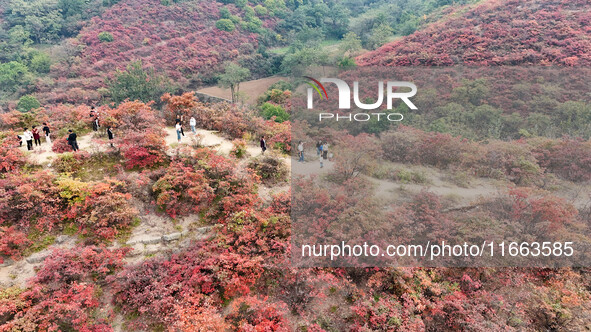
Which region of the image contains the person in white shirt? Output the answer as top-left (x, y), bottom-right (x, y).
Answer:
top-left (175, 123), bottom-right (182, 142)
top-left (189, 117), bottom-right (196, 134)
top-left (22, 128), bottom-right (33, 151)
top-left (298, 141), bottom-right (304, 162)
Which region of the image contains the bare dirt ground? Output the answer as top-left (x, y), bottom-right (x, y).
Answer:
top-left (197, 76), bottom-right (287, 105)
top-left (19, 132), bottom-right (107, 165)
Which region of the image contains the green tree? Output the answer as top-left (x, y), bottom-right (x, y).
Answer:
top-left (261, 102), bottom-right (289, 122)
top-left (215, 19), bottom-right (235, 32)
top-left (107, 60), bottom-right (172, 104)
top-left (98, 31), bottom-right (114, 42)
top-left (280, 46), bottom-right (328, 76)
top-left (368, 23), bottom-right (394, 50)
top-left (29, 52), bottom-right (52, 73)
top-left (17, 95), bottom-right (41, 112)
top-left (336, 56), bottom-right (356, 70)
top-left (0, 61), bottom-right (32, 94)
top-left (254, 5), bottom-right (268, 16)
top-left (218, 62), bottom-right (250, 103)
top-left (7, 0), bottom-right (63, 43)
top-left (0, 25), bottom-right (33, 63)
top-left (339, 32), bottom-right (362, 55)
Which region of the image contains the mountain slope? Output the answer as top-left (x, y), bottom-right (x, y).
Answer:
top-left (357, 0), bottom-right (591, 66)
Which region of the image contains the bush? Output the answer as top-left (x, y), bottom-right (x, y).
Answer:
top-left (58, 177), bottom-right (138, 242)
top-left (29, 53), bottom-right (52, 73)
top-left (53, 152), bottom-right (90, 174)
top-left (261, 102), bottom-right (289, 122)
top-left (17, 95), bottom-right (41, 112)
top-left (532, 137), bottom-right (591, 182)
top-left (216, 19), bottom-right (235, 32)
top-left (0, 226), bottom-right (30, 263)
top-left (52, 137), bottom-right (73, 153)
top-left (98, 31), bottom-right (114, 42)
top-left (247, 155), bottom-right (287, 184)
top-left (111, 243), bottom-right (263, 329)
top-left (0, 247), bottom-right (128, 331)
top-left (153, 162), bottom-right (215, 218)
top-left (0, 171), bottom-right (62, 233)
top-left (254, 4), bottom-right (268, 16)
top-left (0, 133), bottom-right (26, 173)
top-left (230, 139), bottom-right (247, 158)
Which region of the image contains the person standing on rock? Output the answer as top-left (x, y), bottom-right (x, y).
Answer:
top-left (67, 129), bottom-right (79, 152)
top-left (260, 135), bottom-right (267, 155)
top-left (23, 128), bottom-right (33, 151)
top-left (43, 123), bottom-right (51, 144)
top-left (190, 116), bottom-right (196, 134)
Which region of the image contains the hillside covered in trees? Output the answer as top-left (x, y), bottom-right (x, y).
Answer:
top-left (1, 0), bottom-right (591, 331)
top-left (357, 0), bottom-right (591, 66)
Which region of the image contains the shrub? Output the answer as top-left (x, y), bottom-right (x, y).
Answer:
top-left (104, 100), bottom-right (168, 169)
top-left (153, 162), bottom-right (215, 218)
top-left (16, 95), bottom-right (41, 112)
top-left (29, 53), bottom-right (52, 73)
top-left (247, 155), bottom-right (287, 184)
top-left (226, 296), bottom-right (289, 330)
top-left (216, 19), bottom-right (235, 32)
top-left (58, 177), bottom-right (138, 242)
top-left (254, 4), bottom-right (268, 16)
top-left (98, 31), bottom-right (114, 42)
top-left (53, 152), bottom-right (91, 174)
top-left (111, 243), bottom-right (263, 329)
top-left (261, 102), bottom-right (289, 122)
top-left (0, 171), bottom-right (62, 233)
top-left (52, 137), bottom-right (73, 153)
top-left (0, 226), bottom-right (30, 263)
top-left (0, 133), bottom-right (26, 173)
top-left (0, 247), bottom-right (128, 331)
top-left (532, 137), bottom-right (591, 182)
top-left (230, 139), bottom-right (247, 158)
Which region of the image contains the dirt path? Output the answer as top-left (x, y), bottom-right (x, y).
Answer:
top-left (165, 126), bottom-right (267, 158)
top-left (196, 76), bottom-right (287, 105)
top-left (20, 132), bottom-right (106, 165)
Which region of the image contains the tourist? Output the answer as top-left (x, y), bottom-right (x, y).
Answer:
top-left (298, 141), bottom-right (304, 162)
top-left (260, 135), bottom-right (267, 155)
top-left (67, 130), bottom-right (79, 152)
top-left (23, 128), bottom-right (33, 151)
top-left (107, 127), bottom-right (114, 147)
top-left (43, 123), bottom-right (51, 144)
top-left (32, 127), bottom-right (41, 147)
top-left (175, 122), bottom-right (182, 143)
top-left (190, 116), bottom-right (196, 134)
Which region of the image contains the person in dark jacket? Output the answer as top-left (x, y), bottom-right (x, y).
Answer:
top-left (43, 123), bottom-right (51, 144)
top-left (67, 130), bottom-right (79, 152)
top-left (107, 127), bottom-right (114, 147)
top-left (260, 136), bottom-right (267, 155)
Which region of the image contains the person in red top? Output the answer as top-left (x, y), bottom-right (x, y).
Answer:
top-left (32, 127), bottom-right (41, 147)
